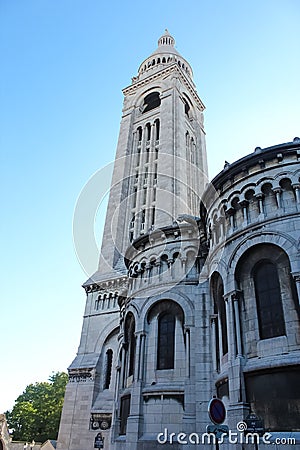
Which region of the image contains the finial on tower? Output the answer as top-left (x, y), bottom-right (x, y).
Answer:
top-left (158, 29), bottom-right (175, 47)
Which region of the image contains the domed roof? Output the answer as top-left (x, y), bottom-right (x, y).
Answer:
top-left (137, 30), bottom-right (193, 79)
top-left (150, 29), bottom-right (180, 56)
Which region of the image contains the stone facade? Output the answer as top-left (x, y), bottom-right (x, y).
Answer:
top-left (57, 31), bottom-right (300, 450)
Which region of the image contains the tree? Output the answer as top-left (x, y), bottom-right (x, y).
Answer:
top-left (6, 371), bottom-right (68, 443)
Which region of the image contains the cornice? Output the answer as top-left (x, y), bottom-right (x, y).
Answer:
top-left (122, 64), bottom-right (205, 112)
top-left (83, 276), bottom-right (128, 294)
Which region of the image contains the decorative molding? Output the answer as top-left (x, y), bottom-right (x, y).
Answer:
top-left (84, 277), bottom-right (128, 295)
top-left (90, 413), bottom-right (112, 430)
top-left (68, 368), bottom-right (96, 383)
top-left (123, 64), bottom-right (205, 112)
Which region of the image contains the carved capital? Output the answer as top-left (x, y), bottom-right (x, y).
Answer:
top-left (292, 271), bottom-right (300, 283)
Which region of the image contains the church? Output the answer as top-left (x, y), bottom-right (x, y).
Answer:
top-left (56, 31), bottom-right (300, 450)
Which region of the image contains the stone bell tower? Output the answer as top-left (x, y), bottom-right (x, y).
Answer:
top-left (57, 30), bottom-right (208, 450)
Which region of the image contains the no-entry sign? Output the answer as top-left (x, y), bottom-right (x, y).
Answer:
top-left (208, 398), bottom-right (226, 425)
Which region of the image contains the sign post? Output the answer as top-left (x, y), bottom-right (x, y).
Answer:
top-left (207, 398), bottom-right (228, 449)
top-left (245, 413), bottom-right (264, 435)
top-left (94, 432), bottom-right (104, 449)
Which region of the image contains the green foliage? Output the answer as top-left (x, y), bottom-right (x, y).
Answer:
top-left (6, 372), bottom-right (68, 443)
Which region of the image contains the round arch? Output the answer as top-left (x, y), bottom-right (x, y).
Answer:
top-left (228, 231), bottom-right (299, 275)
top-left (140, 290), bottom-right (195, 328)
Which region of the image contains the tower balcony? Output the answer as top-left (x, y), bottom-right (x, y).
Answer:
top-left (124, 219), bottom-right (208, 298)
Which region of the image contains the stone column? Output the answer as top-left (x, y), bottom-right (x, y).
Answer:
top-left (134, 333), bottom-right (141, 381)
top-left (119, 345), bottom-right (126, 389)
top-left (181, 257), bottom-right (187, 277)
top-left (218, 216), bottom-right (225, 239)
top-left (232, 291), bottom-right (243, 357)
top-left (217, 313), bottom-right (224, 359)
top-left (273, 187), bottom-right (282, 209)
top-left (224, 294), bottom-right (235, 360)
top-left (211, 225), bottom-right (216, 245)
top-left (144, 123), bottom-right (157, 230)
top-left (226, 207), bottom-right (235, 232)
top-left (185, 327), bottom-right (190, 377)
top-left (292, 183), bottom-right (300, 205)
top-left (255, 193), bottom-right (264, 217)
top-left (292, 272), bottom-right (300, 306)
top-left (239, 200), bottom-right (248, 226)
top-left (138, 333), bottom-right (146, 381)
top-left (210, 315), bottom-right (218, 372)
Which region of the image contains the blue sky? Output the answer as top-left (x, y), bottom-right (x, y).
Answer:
top-left (1, 0), bottom-right (299, 413)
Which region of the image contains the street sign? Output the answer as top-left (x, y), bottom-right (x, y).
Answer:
top-left (245, 413), bottom-right (264, 435)
top-left (94, 433), bottom-right (104, 449)
top-left (208, 398), bottom-right (226, 425)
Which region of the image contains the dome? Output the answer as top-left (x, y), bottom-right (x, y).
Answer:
top-left (137, 30), bottom-right (193, 79)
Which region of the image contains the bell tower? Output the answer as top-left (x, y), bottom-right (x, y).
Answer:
top-left (57, 31), bottom-right (208, 450)
top-left (97, 29), bottom-right (207, 278)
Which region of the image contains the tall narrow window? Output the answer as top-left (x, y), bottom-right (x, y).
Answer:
top-left (143, 187), bottom-right (147, 205)
top-left (104, 349), bottom-right (113, 389)
top-left (119, 395), bottom-right (131, 435)
top-left (212, 273), bottom-right (228, 356)
top-left (136, 149), bottom-right (141, 167)
top-left (146, 123), bottom-right (151, 141)
top-left (151, 207), bottom-right (155, 225)
top-left (141, 209), bottom-right (146, 231)
top-left (130, 213), bottom-right (135, 229)
top-left (154, 163), bottom-right (158, 184)
top-left (137, 127), bottom-right (142, 142)
top-left (145, 148), bottom-right (150, 163)
top-left (184, 98), bottom-right (190, 117)
top-left (254, 261), bottom-right (285, 339)
top-left (125, 314), bottom-right (136, 379)
top-left (157, 313), bottom-right (175, 369)
top-left (155, 119), bottom-right (160, 140)
top-left (144, 167), bottom-right (148, 184)
top-left (153, 187), bottom-right (156, 202)
top-left (128, 328), bottom-right (136, 377)
top-left (132, 187), bottom-right (137, 208)
top-left (219, 293), bottom-right (228, 355)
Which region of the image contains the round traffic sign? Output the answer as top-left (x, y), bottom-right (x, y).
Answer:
top-left (208, 398), bottom-right (226, 425)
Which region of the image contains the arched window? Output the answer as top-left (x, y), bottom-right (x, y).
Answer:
top-left (143, 92), bottom-right (161, 113)
top-left (184, 98), bottom-right (190, 117)
top-left (128, 328), bottom-right (136, 377)
top-left (254, 261), bottom-right (285, 339)
top-left (145, 122), bottom-right (151, 141)
top-left (124, 314), bottom-right (136, 379)
top-left (157, 313), bottom-right (175, 369)
top-left (103, 349), bottom-right (113, 389)
top-left (211, 273), bottom-right (228, 356)
top-left (137, 126), bottom-right (142, 142)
